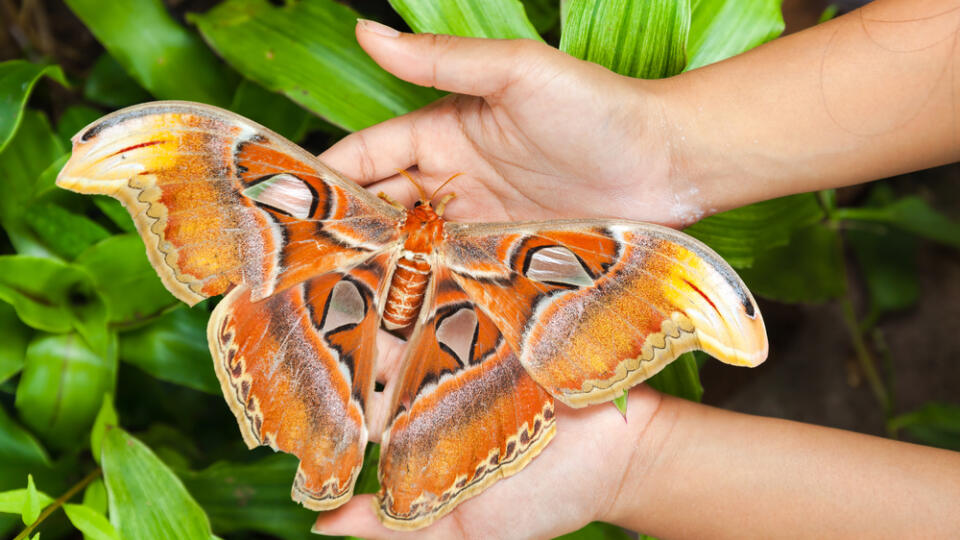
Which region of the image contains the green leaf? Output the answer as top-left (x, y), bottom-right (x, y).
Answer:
top-left (522, 0), bottom-right (561, 34)
top-left (22, 474), bottom-right (41, 525)
top-left (560, 0), bottom-right (690, 78)
top-left (119, 307), bottom-right (219, 394)
top-left (835, 196), bottom-right (960, 250)
top-left (0, 256), bottom-right (108, 350)
top-left (0, 61), bottom-right (68, 153)
top-left (354, 443), bottom-right (381, 495)
top-left (92, 197), bottom-right (136, 233)
top-left (390, 0), bottom-right (542, 39)
top-left (848, 226), bottom-right (918, 325)
top-left (64, 503), bottom-right (121, 540)
top-left (75, 234), bottom-right (177, 326)
top-left (229, 79), bottom-right (314, 143)
top-left (102, 427), bottom-right (214, 539)
top-left (82, 53), bottom-right (152, 108)
top-left (22, 203), bottom-right (111, 261)
top-left (0, 486), bottom-right (53, 515)
top-left (56, 106), bottom-right (103, 148)
top-left (191, 0), bottom-right (442, 132)
top-left (32, 153), bottom-right (70, 200)
top-left (647, 352), bottom-right (703, 402)
top-left (556, 521), bottom-right (631, 540)
top-left (175, 454), bottom-right (316, 540)
top-left (686, 0), bottom-right (784, 71)
top-left (66, 0), bottom-right (236, 106)
top-left (90, 394), bottom-right (119, 465)
top-left (739, 224), bottom-right (846, 303)
top-left (82, 478), bottom-right (108, 515)
top-left (612, 391), bottom-right (628, 416)
top-left (819, 4), bottom-right (839, 23)
top-left (0, 404), bottom-right (51, 468)
top-left (889, 402), bottom-right (960, 451)
top-left (15, 333), bottom-right (117, 449)
top-left (0, 109), bottom-right (65, 226)
top-left (684, 193), bottom-right (825, 268)
top-left (0, 303), bottom-right (31, 383)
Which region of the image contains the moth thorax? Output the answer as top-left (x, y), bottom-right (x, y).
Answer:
top-left (383, 253), bottom-right (431, 330)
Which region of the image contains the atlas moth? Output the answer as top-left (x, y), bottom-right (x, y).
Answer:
top-left (56, 101), bottom-right (767, 530)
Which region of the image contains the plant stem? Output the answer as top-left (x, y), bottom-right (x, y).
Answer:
top-left (14, 468), bottom-right (102, 540)
top-left (840, 297), bottom-right (891, 416)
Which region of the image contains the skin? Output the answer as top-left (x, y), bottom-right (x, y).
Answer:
top-left (314, 1), bottom-right (960, 538)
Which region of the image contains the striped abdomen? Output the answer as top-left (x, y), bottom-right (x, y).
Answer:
top-left (383, 254), bottom-right (431, 329)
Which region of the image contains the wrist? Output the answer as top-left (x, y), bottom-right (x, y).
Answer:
top-left (593, 386), bottom-right (675, 528)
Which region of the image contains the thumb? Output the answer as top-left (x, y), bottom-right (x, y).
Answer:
top-left (355, 19), bottom-right (555, 98)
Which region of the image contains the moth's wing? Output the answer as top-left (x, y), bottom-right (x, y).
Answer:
top-left (441, 220), bottom-right (767, 407)
top-left (209, 251), bottom-right (393, 510)
top-left (377, 266), bottom-right (555, 530)
top-left (56, 101), bottom-right (403, 305)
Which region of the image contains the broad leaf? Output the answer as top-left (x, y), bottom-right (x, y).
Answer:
top-left (82, 53), bottom-right (152, 109)
top-left (229, 80), bottom-right (315, 143)
top-left (740, 224), bottom-right (846, 303)
top-left (22, 203), bottom-right (110, 260)
top-left (835, 196), bottom-right (960, 250)
top-left (0, 256), bottom-right (108, 351)
top-left (354, 443), bottom-right (381, 495)
top-left (686, 0), bottom-right (784, 71)
top-left (0, 109), bottom-right (64, 227)
top-left (176, 454), bottom-right (316, 540)
top-left (64, 503), bottom-right (121, 540)
top-left (15, 333), bottom-right (117, 449)
top-left (90, 394), bottom-right (119, 465)
top-left (647, 352), bottom-right (704, 402)
top-left (102, 427), bottom-right (215, 539)
top-left (685, 193), bottom-right (825, 268)
top-left (0, 486), bottom-right (53, 515)
top-left (0, 61), bottom-right (68, 153)
top-left (556, 521), bottom-right (632, 540)
top-left (390, 0), bottom-right (542, 39)
top-left (191, 0), bottom-right (442, 131)
top-left (0, 303), bottom-right (30, 382)
top-left (0, 405), bottom-right (50, 467)
top-left (560, 0), bottom-right (690, 79)
top-left (523, 0), bottom-right (561, 34)
top-left (56, 106), bottom-right (103, 148)
top-left (119, 307), bottom-right (219, 394)
top-left (22, 474), bottom-right (41, 525)
top-left (66, 0), bottom-right (236, 106)
top-left (92, 197), bottom-right (136, 233)
top-left (848, 226), bottom-right (919, 325)
top-left (889, 402), bottom-right (960, 451)
top-left (75, 234), bottom-right (177, 327)
top-left (82, 478), bottom-right (108, 515)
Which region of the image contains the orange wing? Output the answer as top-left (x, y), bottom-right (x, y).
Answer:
top-left (377, 266), bottom-right (555, 530)
top-left (55, 102), bottom-right (404, 511)
top-left (209, 253), bottom-right (391, 510)
top-left (56, 101), bottom-right (403, 305)
top-left (441, 220), bottom-right (767, 407)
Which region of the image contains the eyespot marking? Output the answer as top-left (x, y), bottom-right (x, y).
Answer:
top-left (242, 173), bottom-right (317, 220)
top-left (523, 245), bottom-right (594, 288)
top-left (435, 307), bottom-right (478, 366)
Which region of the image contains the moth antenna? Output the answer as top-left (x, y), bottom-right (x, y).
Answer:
top-left (430, 173), bottom-right (464, 201)
top-left (397, 169), bottom-right (428, 202)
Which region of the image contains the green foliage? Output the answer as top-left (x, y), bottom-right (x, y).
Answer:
top-left (101, 428), bottom-right (215, 539)
top-left (190, 0), bottom-right (442, 131)
top-left (390, 0), bottom-right (542, 39)
top-left (0, 1), bottom-right (956, 539)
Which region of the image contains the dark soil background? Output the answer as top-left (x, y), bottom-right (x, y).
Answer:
top-left (3, 0), bottom-right (957, 441)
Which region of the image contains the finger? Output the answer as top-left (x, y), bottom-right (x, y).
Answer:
top-left (355, 19), bottom-right (556, 98)
top-left (318, 109), bottom-right (424, 185)
top-left (313, 495), bottom-right (458, 539)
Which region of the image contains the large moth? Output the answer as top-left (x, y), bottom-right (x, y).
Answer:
top-left (56, 101), bottom-right (767, 530)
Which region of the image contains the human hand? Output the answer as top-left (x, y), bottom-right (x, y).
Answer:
top-left (319, 20), bottom-right (705, 228)
top-left (313, 378), bottom-right (664, 540)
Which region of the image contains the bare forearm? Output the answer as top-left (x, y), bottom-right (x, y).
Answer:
top-left (608, 394), bottom-right (960, 538)
top-left (654, 0), bottom-right (960, 213)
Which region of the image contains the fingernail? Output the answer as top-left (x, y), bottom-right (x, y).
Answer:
top-left (357, 18), bottom-right (400, 38)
